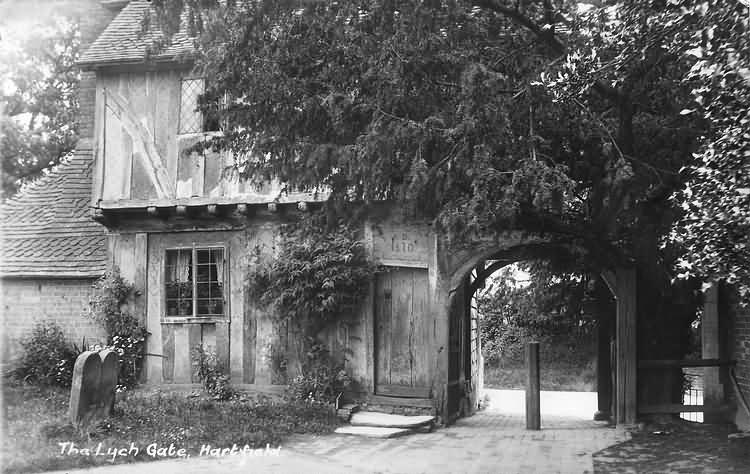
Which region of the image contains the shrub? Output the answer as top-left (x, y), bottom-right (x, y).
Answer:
top-left (246, 219), bottom-right (379, 341)
top-left (192, 345), bottom-right (233, 400)
top-left (88, 269), bottom-right (146, 389)
top-left (15, 321), bottom-right (83, 387)
top-left (286, 341), bottom-right (351, 404)
top-left (246, 218), bottom-right (368, 403)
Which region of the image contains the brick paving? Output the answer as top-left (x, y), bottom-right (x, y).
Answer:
top-left (47, 390), bottom-right (628, 474)
top-left (592, 421), bottom-right (748, 473)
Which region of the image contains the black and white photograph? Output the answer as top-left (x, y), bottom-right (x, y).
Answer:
top-left (1, 0), bottom-right (749, 472)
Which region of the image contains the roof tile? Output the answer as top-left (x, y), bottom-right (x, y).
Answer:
top-left (78, 1), bottom-right (196, 66)
top-left (0, 150), bottom-right (107, 277)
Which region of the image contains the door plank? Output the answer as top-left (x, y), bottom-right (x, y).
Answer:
top-left (412, 269), bottom-right (430, 387)
top-left (390, 269), bottom-right (413, 386)
top-left (375, 273), bottom-right (392, 386)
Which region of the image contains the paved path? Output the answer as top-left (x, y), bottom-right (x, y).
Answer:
top-left (48, 390), bottom-right (627, 474)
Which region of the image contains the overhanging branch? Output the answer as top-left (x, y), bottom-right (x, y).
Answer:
top-left (473, 0), bottom-right (626, 103)
top-left (473, 0), bottom-right (565, 54)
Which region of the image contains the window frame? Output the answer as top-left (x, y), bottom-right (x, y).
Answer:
top-left (162, 243), bottom-right (229, 324)
top-left (178, 76), bottom-right (227, 136)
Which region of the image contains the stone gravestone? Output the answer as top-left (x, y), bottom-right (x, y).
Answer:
top-left (97, 349), bottom-right (119, 417)
top-left (69, 350), bottom-right (119, 425)
top-left (69, 351), bottom-right (101, 426)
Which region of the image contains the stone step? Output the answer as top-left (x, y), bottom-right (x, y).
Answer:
top-left (368, 395), bottom-right (434, 408)
top-left (350, 411), bottom-right (435, 429)
top-left (334, 426), bottom-right (414, 438)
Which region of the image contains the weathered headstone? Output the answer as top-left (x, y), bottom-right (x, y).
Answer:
top-left (69, 351), bottom-right (101, 425)
top-left (98, 349), bottom-right (119, 417)
top-left (69, 349), bottom-right (120, 426)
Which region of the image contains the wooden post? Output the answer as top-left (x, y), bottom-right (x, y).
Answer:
top-left (616, 267), bottom-right (637, 426)
top-left (526, 341), bottom-right (541, 430)
top-left (595, 311), bottom-right (613, 421)
top-left (134, 233), bottom-right (148, 383)
top-left (702, 282), bottom-right (724, 423)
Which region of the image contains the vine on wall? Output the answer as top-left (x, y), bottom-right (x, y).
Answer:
top-left (88, 269), bottom-right (147, 389)
top-left (246, 217), bottom-right (379, 401)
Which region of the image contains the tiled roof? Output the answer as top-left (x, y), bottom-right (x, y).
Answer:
top-left (78, 0), bottom-right (196, 66)
top-left (0, 149), bottom-right (107, 278)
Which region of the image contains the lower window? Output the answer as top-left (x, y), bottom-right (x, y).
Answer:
top-left (165, 247), bottom-right (225, 318)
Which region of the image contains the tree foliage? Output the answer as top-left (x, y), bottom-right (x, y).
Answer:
top-left (478, 263), bottom-right (594, 366)
top-left (149, 1), bottom-right (695, 262)
top-left (667, 1), bottom-right (750, 298)
top-left (149, 1), bottom-right (748, 297)
top-left (0, 18), bottom-right (80, 199)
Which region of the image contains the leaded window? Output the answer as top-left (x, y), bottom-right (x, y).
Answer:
top-left (179, 78), bottom-right (205, 134)
top-left (179, 78), bottom-right (224, 134)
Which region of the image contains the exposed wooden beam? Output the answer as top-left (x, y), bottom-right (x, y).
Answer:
top-left (639, 403), bottom-right (731, 414)
top-left (615, 267), bottom-right (637, 426)
top-left (600, 270), bottom-right (617, 295)
top-left (639, 359), bottom-right (736, 369)
top-left (468, 259), bottom-right (511, 295)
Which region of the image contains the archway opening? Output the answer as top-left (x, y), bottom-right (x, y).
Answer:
top-left (473, 261), bottom-right (605, 427)
top-left (441, 240), bottom-right (619, 427)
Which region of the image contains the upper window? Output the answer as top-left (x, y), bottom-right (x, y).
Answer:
top-left (179, 78), bottom-right (222, 134)
top-left (165, 247), bottom-right (225, 318)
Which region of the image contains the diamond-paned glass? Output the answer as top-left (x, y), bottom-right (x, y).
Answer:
top-left (179, 78), bottom-right (204, 134)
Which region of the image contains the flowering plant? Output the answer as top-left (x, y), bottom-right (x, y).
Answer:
top-left (89, 269), bottom-right (147, 389)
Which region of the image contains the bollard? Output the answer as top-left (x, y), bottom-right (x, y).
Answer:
top-left (526, 341), bottom-right (541, 430)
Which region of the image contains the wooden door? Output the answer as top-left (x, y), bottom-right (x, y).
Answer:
top-left (375, 267), bottom-right (430, 398)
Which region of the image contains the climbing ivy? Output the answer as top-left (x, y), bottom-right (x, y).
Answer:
top-left (246, 218), bottom-right (380, 338)
top-left (88, 269), bottom-right (147, 389)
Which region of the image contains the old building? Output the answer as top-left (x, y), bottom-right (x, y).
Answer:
top-left (2, 0), bottom-right (748, 429)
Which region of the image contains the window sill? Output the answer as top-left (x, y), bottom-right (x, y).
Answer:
top-left (161, 317), bottom-right (229, 325)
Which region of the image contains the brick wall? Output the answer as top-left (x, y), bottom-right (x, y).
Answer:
top-left (728, 292), bottom-right (750, 430)
top-left (0, 278), bottom-right (107, 366)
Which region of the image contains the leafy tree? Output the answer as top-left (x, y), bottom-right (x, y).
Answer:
top-left (1, 18), bottom-right (80, 199)
top-left (147, 1), bottom-right (732, 402)
top-left (478, 262), bottom-right (594, 367)
top-left (666, 1), bottom-right (750, 299)
top-left (149, 1), bottom-right (706, 264)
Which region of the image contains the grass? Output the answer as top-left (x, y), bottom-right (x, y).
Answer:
top-left (484, 362), bottom-right (596, 392)
top-left (1, 381), bottom-right (341, 473)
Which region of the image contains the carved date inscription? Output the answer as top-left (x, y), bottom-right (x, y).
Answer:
top-left (372, 226), bottom-right (430, 268)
